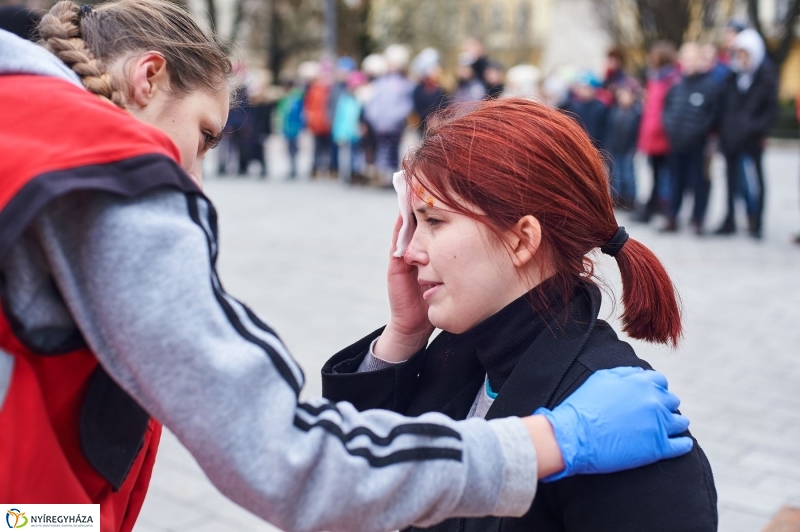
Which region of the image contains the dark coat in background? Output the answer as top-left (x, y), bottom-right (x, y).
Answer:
top-left (662, 72), bottom-right (721, 153)
top-left (562, 98), bottom-right (609, 150)
top-left (322, 283), bottom-right (718, 532)
top-left (719, 60), bottom-right (779, 154)
top-left (605, 103), bottom-right (642, 154)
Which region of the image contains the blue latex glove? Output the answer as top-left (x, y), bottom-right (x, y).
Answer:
top-left (535, 366), bottom-right (692, 482)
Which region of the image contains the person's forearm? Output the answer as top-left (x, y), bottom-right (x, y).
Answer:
top-left (523, 415), bottom-right (565, 479)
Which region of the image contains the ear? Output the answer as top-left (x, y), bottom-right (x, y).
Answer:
top-left (507, 215), bottom-right (542, 268)
top-left (129, 52), bottom-right (168, 108)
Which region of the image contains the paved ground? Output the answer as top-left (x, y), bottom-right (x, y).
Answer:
top-left (134, 135), bottom-right (800, 532)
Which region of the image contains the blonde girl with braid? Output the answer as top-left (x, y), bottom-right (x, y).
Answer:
top-left (0, 2), bottom-right (694, 531)
top-left (37, 0), bottom-right (232, 182)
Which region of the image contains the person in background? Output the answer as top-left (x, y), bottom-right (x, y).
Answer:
top-left (217, 83), bottom-right (248, 176)
top-left (601, 47), bottom-right (636, 106)
top-left (605, 82), bottom-right (642, 211)
top-left (561, 71), bottom-right (608, 151)
top-left (503, 64), bottom-right (541, 99)
top-left (305, 59), bottom-right (335, 178)
top-left (635, 41), bottom-right (680, 223)
top-left (484, 60), bottom-right (505, 99)
top-left (454, 52), bottom-right (487, 106)
top-left (333, 70), bottom-right (367, 184)
top-left (703, 43), bottom-right (730, 85)
top-left (356, 53), bottom-right (388, 184)
top-left (462, 36), bottom-right (490, 91)
top-left (363, 44), bottom-right (414, 186)
top-left (412, 48), bottom-right (449, 133)
top-left (275, 79), bottom-right (305, 179)
top-left (708, 19), bottom-right (756, 227)
top-left (661, 42), bottom-right (721, 235)
top-left (326, 57), bottom-right (357, 177)
top-left (715, 29), bottom-right (778, 239)
top-left (239, 79), bottom-right (274, 179)
top-left (0, 4), bottom-right (40, 39)
top-left (719, 20), bottom-right (748, 65)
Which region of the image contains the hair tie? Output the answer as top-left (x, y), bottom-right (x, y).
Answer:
top-left (79, 4), bottom-right (93, 17)
top-left (601, 226), bottom-right (629, 257)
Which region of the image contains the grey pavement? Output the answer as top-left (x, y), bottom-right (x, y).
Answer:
top-left (134, 135), bottom-right (800, 532)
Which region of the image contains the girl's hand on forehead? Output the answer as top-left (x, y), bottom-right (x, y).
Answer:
top-left (373, 215), bottom-right (435, 363)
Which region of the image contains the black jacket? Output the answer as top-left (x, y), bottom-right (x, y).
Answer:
top-left (719, 60), bottom-right (779, 154)
top-left (662, 72), bottom-right (721, 153)
top-left (605, 103), bottom-right (642, 154)
top-left (323, 283), bottom-right (718, 532)
top-left (561, 98), bottom-right (609, 150)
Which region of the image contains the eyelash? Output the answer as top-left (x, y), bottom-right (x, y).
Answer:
top-left (202, 131), bottom-right (220, 151)
top-left (412, 214), bottom-right (443, 227)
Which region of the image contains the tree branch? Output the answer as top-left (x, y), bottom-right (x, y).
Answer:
top-left (773, 0), bottom-right (800, 67)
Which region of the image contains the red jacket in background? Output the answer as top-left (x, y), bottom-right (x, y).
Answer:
top-left (304, 81), bottom-right (332, 135)
top-left (637, 67), bottom-right (680, 156)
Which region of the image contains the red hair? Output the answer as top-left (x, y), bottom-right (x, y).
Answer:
top-left (403, 98), bottom-right (682, 346)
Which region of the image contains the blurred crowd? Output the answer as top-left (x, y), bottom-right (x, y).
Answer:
top-left (219, 37), bottom-right (542, 187)
top-left (209, 25), bottom-right (787, 241)
top-left (557, 22), bottom-right (779, 240)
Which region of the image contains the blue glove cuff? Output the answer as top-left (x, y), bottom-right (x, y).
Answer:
top-left (534, 406), bottom-right (576, 482)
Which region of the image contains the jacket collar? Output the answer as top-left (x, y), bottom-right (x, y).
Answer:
top-left (484, 282), bottom-right (602, 420)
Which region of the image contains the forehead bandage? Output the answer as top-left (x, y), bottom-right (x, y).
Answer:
top-left (393, 171), bottom-right (413, 258)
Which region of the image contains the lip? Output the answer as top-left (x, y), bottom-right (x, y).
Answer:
top-left (418, 279), bottom-right (443, 301)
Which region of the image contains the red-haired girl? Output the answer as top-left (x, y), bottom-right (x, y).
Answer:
top-left (323, 98), bottom-right (717, 531)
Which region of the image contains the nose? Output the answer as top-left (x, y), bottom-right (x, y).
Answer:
top-left (403, 229), bottom-right (428, 266)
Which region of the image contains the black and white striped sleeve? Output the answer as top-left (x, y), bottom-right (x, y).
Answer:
top-left (31, 188), bottom-right (538, 532)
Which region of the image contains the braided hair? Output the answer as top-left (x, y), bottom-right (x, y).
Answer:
top-left (38, 2), bottom-right (125, 107)
top-left (37, 0), bottom-right (232, 109)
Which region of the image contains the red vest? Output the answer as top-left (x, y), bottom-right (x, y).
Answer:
top-left (0, 76), bottom-right (198, 532)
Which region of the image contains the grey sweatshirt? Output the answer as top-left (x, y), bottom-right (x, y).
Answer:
top-left (0, 30), bottom-right (537, 532)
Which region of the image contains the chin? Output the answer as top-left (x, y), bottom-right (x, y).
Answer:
top-left (428, 307), bottom-right (471, 335)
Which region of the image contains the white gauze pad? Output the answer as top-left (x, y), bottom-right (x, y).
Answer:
top-left (393, 170), bottom-right (413, 258)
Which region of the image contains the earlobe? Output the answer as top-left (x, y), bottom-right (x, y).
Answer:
top-left (129, 52), bottom-right (168, 108)
top-left (510, 215), bottom-right (542, 268)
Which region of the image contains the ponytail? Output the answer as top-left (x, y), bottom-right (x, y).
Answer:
top-left (38, 1), bottom-right (125, 108)
top-left (613, 238), bottom-right (682, 347)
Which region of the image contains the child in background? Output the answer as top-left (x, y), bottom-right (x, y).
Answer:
top-left (333, 71), bottom-right (368, 184)
top-left (561, 71), bottom-right (609, 151)
top-left (275, 80), bottom-right (305, 179)
top-left (605, 83), bottom-right (642, 211)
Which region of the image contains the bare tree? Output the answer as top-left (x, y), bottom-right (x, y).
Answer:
top-left (747, 0), bottom-right (800, 67)
top-left (593, 0), bottom-right (735, 68)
